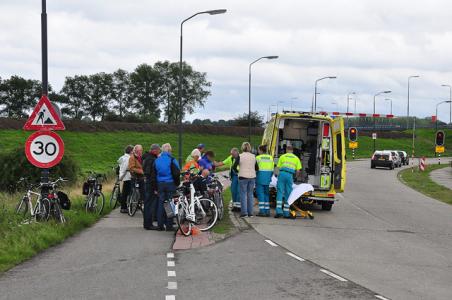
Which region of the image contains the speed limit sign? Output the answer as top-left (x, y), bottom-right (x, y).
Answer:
top-left (25, 131), bottom-right (64, 168)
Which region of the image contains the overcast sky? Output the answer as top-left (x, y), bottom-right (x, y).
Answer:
top-left (1, 0), bottom-right (452, 122)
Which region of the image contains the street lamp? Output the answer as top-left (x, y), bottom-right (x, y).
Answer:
top-left (435, 100), bottom-right (452, 131)
top-left (407, 75), bottom-right (420, 129)
top-left (248, 55), bottom-right (279, 143)
top-left (313, 76), bottom-right (337, 113)
top-left (441, 84), bottom-right (451, 124)
top-left (346, 92), bottom-right (355, 114)
top-left (267, 104), bottom-right (277, 122)
top-left (385, 98), bottom-right (393, 115)
top-left (178, 9), bottom-right (227, 165)
top-left (373, 90), bottom-right (391, 152)
top-left (276, 100), bottom-right (285, 113)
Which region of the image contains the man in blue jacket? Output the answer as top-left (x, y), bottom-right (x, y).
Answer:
top-left (154, 143), bottom-right (180, 231)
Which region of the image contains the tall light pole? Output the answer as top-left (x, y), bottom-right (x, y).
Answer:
top-left (248, 55), bottom-right (279, 143)
top-left (385, 98), bottom-right (393, 115)
top-left (407, 75), bottom-right (420, 129)
top-left (373, 90), bottom-right (391, 152)
top-left (178, 9), bottom-right (226, 165)
top-left (436, 100), bottom-right (452, 132)
top-left (441, 84), bottom-right (451, 124)
top-left (267, 104), bottom-right (277, 122)
top-left (276, 100), bottom-right (284, 113)
top-left (313, 76), bottom-right (336, 113)
top-left (346, 92), bottom-right (355, 114)
top-left (41, 0), bottom-right (49, 183)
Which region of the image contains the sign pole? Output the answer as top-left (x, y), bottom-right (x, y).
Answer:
top-left (41, 0), bottom-right (49, 183)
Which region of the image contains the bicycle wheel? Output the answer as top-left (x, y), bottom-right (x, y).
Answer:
top-left (15, 197), bottom-right (29, 217)
top-left (176, 200), bottom-right (191, 236)
top-left (52, 202), bottom-right (66, 224)
top-left (110, 184), bottom-right (120, 209)
top-left (195, 198), bottom-right (218, 231)
top-left (127, 189), bottom-right (139, 217)
top-left (214, 191), bottom-right (224, 220)
top-left (86, 192), bottom-right (105, 214)
top-left (35, 198), bottom-right (50, 222)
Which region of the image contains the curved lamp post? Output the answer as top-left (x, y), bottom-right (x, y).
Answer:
top-left (313, 76), bottom-right (336, 113)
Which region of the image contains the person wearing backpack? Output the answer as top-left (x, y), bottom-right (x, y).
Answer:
top-left (142, 144), bottom-right (160, 230)
top-left (154, 143), bottom-right (180, 231)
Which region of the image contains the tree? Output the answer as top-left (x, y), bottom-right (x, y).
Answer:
top-left (85, 72), bottom-right (113, 121)
top-left (129, 64), bottom-right (164, 122)
top-left (111, 69), bottom-right (133, 118)
top-left (60, 75), bottom-right (91, 119)
top-left (233, 111), bottom-right (264, 127)
top-left (154, 61), bottom-right (211, 124)
top-left (0, 76), bottom-right (41, 118)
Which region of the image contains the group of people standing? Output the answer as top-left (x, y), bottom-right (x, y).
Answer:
top-left (116, 140), bottom-right (303, 232)
top-left (117, 143), bottom-right (180, 231)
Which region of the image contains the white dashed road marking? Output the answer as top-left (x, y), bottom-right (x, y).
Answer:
top-left (286, 252), bottom-right (305, 262)
top-left (320, 269), bottom-right (348, 282)
top-left (167, 253), bottom-right (174, 259)
top-left (375, 295), bottom-right (390, 300)
top-left (168, 270), bottom-right (176, 277)
top-left (166, 295), bottom-right (176, 300)
top-left (167, 261), bottom-right (175, 267)
top-left (168, 282), bottom-right (178, 290)
top-left (264, 239), bottom-right (278, 247)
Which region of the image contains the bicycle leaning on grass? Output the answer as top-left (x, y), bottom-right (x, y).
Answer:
top-left (174, 175), bottom-right (219, 236)
top-left (15, 177), bottom-right (46, 221)
top-left (109, 166), bottom-right (121, 209)
top-left (84, 172), bottom-right (106, 214)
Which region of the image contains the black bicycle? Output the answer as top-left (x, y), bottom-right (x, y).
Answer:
top-left (109, 166), bottom-right (121, 209)
top-left (207, 175), bottom-right (224, 220)
top-left (126, 179), bottom-right (143, 217)
top-left (84, 172), bottom-right (105, 214)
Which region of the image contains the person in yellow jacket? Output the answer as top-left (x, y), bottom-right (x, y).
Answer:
top-left (256, 145), bottom-right (274, 217)
top-left (275, 145), bottom-right (302, 218)
top-left (218, 148), bottom-right (241, 211)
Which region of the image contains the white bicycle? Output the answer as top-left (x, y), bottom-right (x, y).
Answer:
top-left (175, 179), bottom-right (218, 236)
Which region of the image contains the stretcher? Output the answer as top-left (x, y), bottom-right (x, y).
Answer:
top-left (269, 176), bottom-right (315, 219)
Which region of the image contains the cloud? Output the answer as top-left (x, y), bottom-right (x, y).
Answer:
top-left (1, 0), bottom-right (452, 122)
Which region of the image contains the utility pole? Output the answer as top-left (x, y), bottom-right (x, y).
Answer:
top-left (41, 0), bottom-right (49, 183)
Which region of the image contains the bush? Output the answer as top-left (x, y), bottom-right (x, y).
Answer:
top-left (0, 147), bottom-right (79, 192)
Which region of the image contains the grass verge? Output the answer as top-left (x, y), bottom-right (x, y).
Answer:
top-left (0, 189), bottom-right (113, 273)
top-left (212, 188), bottom-right (233, 235)
top-left (398, 164), bottom-right (452, 205)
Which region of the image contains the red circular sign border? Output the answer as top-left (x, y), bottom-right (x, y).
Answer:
top-left (25, 130), bottom-right (65, 168)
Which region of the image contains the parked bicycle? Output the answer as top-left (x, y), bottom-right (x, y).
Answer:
top-left (175, 176), bottom-right (218, 236)
top-left (83, 172), bottom-right (106, 214)
top-left (109, 166), bottom-right (121, 209)
top-left (126, 178), bottom-right (143, 217)
top-left (15, 178), bottom-right (45, 220)
top-left (207, 175), bottom-right (224, 220)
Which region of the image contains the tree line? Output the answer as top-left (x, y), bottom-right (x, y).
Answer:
top-left (0, 61), bottom-right (212, 124)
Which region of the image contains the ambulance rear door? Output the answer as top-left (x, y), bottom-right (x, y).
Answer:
top-left (332, 117), bottom-right (346, 192)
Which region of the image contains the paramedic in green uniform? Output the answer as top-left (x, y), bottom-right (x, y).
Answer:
top-left (256, 145), bottom-right (274, 217)
top-left (275, 145), bottom-right (302, 218)
top-left (221, 148), bottom-right (241, 211)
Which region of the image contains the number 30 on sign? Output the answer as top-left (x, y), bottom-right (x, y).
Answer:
top-left (25, 131), bottom-right (64, 168)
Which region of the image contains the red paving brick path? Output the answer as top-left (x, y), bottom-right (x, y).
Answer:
top-left (173, 230), bottom-right (214, 250)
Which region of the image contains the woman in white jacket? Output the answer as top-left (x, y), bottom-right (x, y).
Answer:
top-left (117, 145), bottom-right (133, 213)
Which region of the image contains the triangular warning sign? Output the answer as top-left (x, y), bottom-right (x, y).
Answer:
top-left (23, 95), bottom-right (65, 131)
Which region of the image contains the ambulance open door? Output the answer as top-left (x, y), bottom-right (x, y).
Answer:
top-left (332, 117), bottom-right (346, 192)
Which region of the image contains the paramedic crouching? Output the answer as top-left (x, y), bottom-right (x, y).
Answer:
top-left (275, 145), bottom-right (302, 218)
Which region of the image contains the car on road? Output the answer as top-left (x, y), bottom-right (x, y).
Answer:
top-left (398, 151), bottom-right (409, 165)
top-left (371, 151), bottom-right (395, 170)
top-left (384, 150), bottom-right (402, 168)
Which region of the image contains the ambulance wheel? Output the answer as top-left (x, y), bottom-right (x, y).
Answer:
top-left (309, 214), bottom-right (314, 220)
top-left (321, 203), bottom-right (333, 211)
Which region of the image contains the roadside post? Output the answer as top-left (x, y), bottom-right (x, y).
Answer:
top-left (435, 130), bottom-right (445, 165)
top-left (23, 1), bottom-right (65, 183)
top-left (348, 127), bottom-right (358, 159)
top-left (419, 156), bottom-right (426, 171)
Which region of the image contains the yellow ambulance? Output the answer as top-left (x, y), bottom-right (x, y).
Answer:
top-left (261, 112), bottom-right (346, 211)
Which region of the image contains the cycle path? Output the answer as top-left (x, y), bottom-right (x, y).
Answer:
top-left (430, 165), bottom-right (452, 190)
top-left (0, 210), bottom-right (174, 300)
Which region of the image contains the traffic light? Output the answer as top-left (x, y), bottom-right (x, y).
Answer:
top-left (348, 127), bottom-right (358, 142)
top-left (435, 130), bottom-right (445, 146)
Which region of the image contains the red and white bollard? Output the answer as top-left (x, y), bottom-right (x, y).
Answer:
top-left (419, 156), bottom-right (426, 171)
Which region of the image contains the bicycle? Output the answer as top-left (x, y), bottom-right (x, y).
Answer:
top-left (175, 177), bottom-right (218, 236)
top-left (84, 172), bottom-right (105, 214)
top-left (207, 175), bottom-right (224, 220)
top-left (14, 178), bottom-right (47, 221)
top-left (109, 166), bottom-right (121, 209)
top-left (126, 178), bottom-right (143, 217)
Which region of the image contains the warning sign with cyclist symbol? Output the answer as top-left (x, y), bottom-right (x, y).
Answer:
top-left (23, 95), bottom-right (65, 131)
top-left (25, 131), bottom-right (65, 168)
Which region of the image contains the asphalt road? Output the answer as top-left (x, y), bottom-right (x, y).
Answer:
top-left (247, 158), bottom-right (452, 300)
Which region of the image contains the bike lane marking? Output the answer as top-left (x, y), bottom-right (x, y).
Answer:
top-left (375, 295), bottom-right (390, 300)
top-left (320, 269), bottom-right (348, 282)
top-left (286, 252), bottom-right (305, 262)
top-left (264, 239), bottom-right (278, 247)
top-left (167, 252), bottom-right (177, 298)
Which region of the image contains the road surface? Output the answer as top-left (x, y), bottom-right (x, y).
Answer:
top-left (247, 158), bottom-right (452, 300)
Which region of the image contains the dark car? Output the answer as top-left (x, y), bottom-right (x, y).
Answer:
top-left (371, 151), bottom-right (395, 170)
